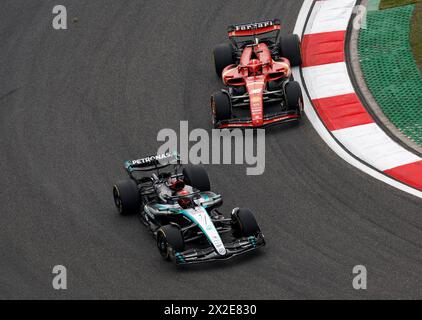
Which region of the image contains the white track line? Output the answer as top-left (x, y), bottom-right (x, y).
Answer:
top-left (293, 0), bottom-right (422, 198)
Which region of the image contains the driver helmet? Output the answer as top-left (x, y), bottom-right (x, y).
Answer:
top-left (177, 189), bottom-right (192, 209)
top-left (169, 179), bottom-right (185, 192)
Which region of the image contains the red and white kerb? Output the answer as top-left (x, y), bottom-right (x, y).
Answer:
top-left (301, 0), bottom-right (422, 191)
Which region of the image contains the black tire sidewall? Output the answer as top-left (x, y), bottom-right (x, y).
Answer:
top-left (157, 229), bottom-right (170, 259)
top-left (285, 81), bottom-right (303, 113)
top-left (157, 225), bottom-right (185, 259)
top-left (232, 208), bottom-right (260, 237)
top-left (183, 165), bottom-right (211, 192)
top-left (211, 91), bottom-right (232, 123)
top-left (213, 43), bottom-right (234, 77)
top-left (113, 180), bottom-right (139, 215)
top-left (279, 34), bottom-right (302, 67)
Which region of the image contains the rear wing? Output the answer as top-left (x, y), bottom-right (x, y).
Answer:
top-left (227, 19), bottom-right (281, 38)
top-left (124, 151), bottom-right (180, 173)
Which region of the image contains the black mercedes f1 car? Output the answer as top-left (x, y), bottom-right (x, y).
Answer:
top-left (112, 152), bottom-right (265, 265)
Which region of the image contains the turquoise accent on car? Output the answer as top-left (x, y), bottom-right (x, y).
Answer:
top-left (201, 193), bottom-right (210, 201)
top-left (248, 236), bottom-right (257, 248)
top-left (175, 252), bottom-right (185, 263)
top-left (199, 193), bottom-right (221, 209)
top-left (172, 150), bottom-right (181, 161)
top-left (124, 160), bottom-right (133, 172)
top-left (154, 204), bottom-right (170, 210)
top-left (200, 193), bottom-right (210, 208)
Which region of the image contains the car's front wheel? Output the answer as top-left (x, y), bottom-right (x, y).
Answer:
top-left (285, 81), bottom-right (303, 116)
top-left (211, 91), bottom-right (232, 127)
top-left (156, 225), bottom-right (185, 260)
top-left (231, 208), bottom-right (261, 238)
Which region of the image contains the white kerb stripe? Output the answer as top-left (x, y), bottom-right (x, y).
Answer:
top-left (294, 0), bottom-right (422, 197)
top-left (305, 0), bottom-right (357, 35)
top-left (302, 62), bottom-right (355, 100)
top-left (332, 123), bottom-right (421, 171)
top-left (304, 0), bottom-right (323, 35)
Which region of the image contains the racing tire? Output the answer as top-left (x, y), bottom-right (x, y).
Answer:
top-left (211, 91), bottom-right (232, 125)
top-left (112, 180), bottom-right (140, 215)
top-left (156, 225), bottom-right (185, 260)
top-left (278, 34), bottom-right (302, 67)
top-left (213, 43), bottom-right (235, 77)
top-left (183, 165), bottom-right (211, 192)
top-left (285, 81), bottom-right (303, 115)
top-left (231, 208), bottom-right (261, 237)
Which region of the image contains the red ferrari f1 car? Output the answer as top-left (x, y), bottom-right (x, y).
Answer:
top-left (211, 19), bottom-right (304, 129)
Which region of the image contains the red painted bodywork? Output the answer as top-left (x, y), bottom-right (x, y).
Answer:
top-left (228, 24), bottom-right (280, 37)
top-left (218, 114), bottom-right (300, 129)
top-left (221, 43), bottom-right (292, 127)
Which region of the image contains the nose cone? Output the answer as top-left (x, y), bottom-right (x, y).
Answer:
top-left (252, 116), bottom-right (263, 127)
top-left (247, 81), bottom-right (265, 127)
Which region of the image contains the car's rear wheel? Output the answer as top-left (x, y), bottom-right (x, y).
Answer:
top-left (213, 43), bottom-right (235, 77)
top-left (211, 91), bottom-right (232, 126)
top-left (156, 225), bottom-right (185, 260)
top-left (231, 208), bottom-right (261, 237)
top-left (112, 180), bottom-right (139, 215)
top-left (278, 34), bottom-right (302, 67)
top-left (183, 165), bottom-right (211, 191)
top-left (285, 81), bottom-right (303, 116)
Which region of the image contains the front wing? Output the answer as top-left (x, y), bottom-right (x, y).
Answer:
top-left (170, 233), bottom-right (265, 265)
top-left (215, 111), bottom-right (300, 129)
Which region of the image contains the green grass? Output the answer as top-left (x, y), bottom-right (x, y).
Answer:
top-left (380, 0), bottom-right (416, 9)
top-left (410, 1), bottom-right (422, 70)
top-left (380, 0), bottom-right (422, 70)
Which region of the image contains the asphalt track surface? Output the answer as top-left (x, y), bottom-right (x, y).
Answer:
top-left (1, 0), bottom-right (422, 299)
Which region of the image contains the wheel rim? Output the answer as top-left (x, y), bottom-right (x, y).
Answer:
top-left (231, 214), bottom-right (242, 237)
top-left (157, 233), bottom-right (169, 258)
top-left (298, 97), bottom-right (304, 114)
top-left (113, 186), bottom-right (122, 213)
